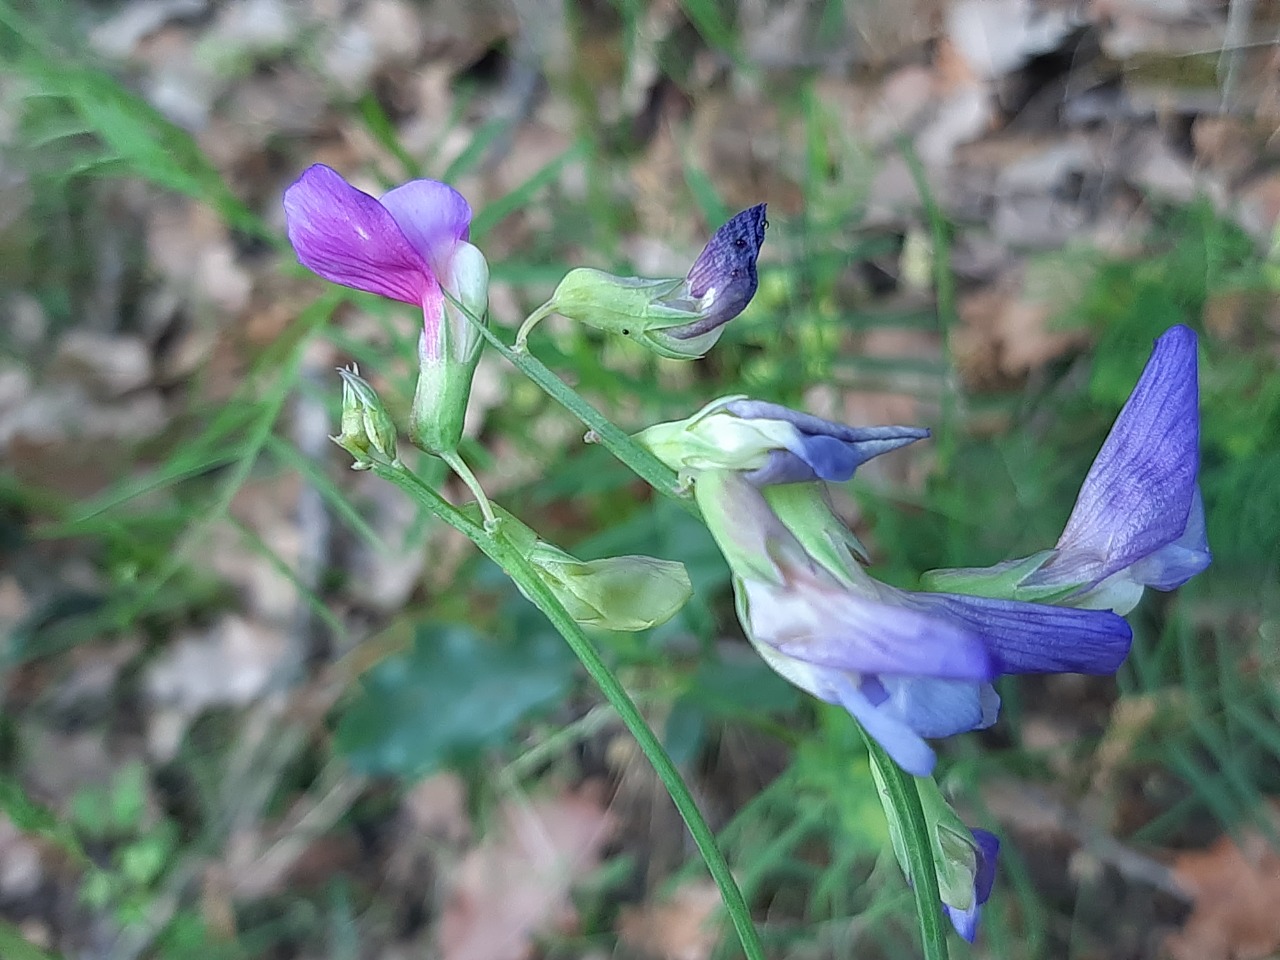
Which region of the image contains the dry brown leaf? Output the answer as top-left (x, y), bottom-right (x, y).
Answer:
top-left (617, 880), bottom-right (723, 960)
top-left (1164, 821), bottom-right (1280, 960)
top-left (436, 784), bottom-right (614, 960)
top-left (954, 269), bottom-right (1090, 388)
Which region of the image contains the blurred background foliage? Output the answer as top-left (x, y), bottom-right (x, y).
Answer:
top-left (1, 0), bottom-right (1279, 957)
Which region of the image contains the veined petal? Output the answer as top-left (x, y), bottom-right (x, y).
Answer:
top-left (749, 578), bottom-right (995, 681)
top-left (378, 179), bottom-right (472, 274)
top-left (284, 164), bottom-right (432, 306)
top-left (918, 592), bottom-right (1132, 675)
top-left (1029, 325), bottom-right (1200, 588)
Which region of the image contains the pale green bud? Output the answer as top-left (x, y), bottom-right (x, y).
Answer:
top-left (332, 366), bottom-right (397, 468)
top-left (478, 505), bottom-right (693, 631)
top-left (528, 542), bottom-right (692, 631)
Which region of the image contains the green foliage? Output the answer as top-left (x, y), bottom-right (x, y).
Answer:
top-left (336, 621), bottom-right (575, 778)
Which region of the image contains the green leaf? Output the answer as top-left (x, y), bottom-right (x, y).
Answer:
top-left (336, 623), bottom-right (574, 778)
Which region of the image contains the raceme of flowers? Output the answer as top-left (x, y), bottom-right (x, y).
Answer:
top-left (284, 167), bottom-right (1208, 943)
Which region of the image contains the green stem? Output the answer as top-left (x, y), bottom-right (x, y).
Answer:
top-left (449, 294), bottom-right (693, 508)
top-left (438, 449), bottom-right (498, 530)
top-left (513, 299), bottom-right (556, 351)
top-left (369, 460), bottom-right (764, 960)
top-left (864, 736), bottom-right (951, 960)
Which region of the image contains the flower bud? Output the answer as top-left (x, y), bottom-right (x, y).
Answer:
top-left (332, 366), bottom-right (397, 468)
top-left (517, 206), bottom-right (767, 360)
top-left (479, 505), bottom-right (693, 631)
top-left (869, 761), bottom-right (999, 943)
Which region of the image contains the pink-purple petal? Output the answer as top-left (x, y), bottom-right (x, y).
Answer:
top-left (284, 164), bottom-right (432, 306)
top-left (379, 179), bottom-right (473, 274)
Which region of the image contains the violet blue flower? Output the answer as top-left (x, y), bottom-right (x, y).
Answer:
top-left (636, 395), bottom-right (929, 487)
top-left (517, 205), bottom-right (767, 359)
top-left (923, 325), bottom-right (1210, 614)
top-left (944, 828), bottom-right (999, 942)
top-left (283, 164), bottom-right (489, 455)
top-left (694, 471), bottom-right (1132, 775)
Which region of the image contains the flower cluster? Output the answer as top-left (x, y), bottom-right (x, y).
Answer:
top-left (284, 165), bottom-right (1207, 945)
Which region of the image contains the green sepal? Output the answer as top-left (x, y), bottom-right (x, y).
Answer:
top-left (541, 268), bottom-right (725, 360)
top-left (408, 348), bottom-right (481, 456)
top-left (920, 551), bottom-right (1079, 604)
top-left (762, 483), bottom-right (870, 586)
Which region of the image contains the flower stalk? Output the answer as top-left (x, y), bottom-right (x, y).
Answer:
top-left (367, 458), bottom-right (766, 960)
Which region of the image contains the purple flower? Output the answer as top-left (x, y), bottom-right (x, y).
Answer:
top-left (695, 472), bottom-right (1133, 775)
top-left (283, 164), bottom-right (490, 454)
top-left (284, 164), bottom-right (475, 350)
top-left (664, 204), bottom-right (768, 340)
top-left (922, 325), bottom-right (1210, 613)
top-left (944, 828), bottom-right (999, 942)
top-left (1022, 325), bottom-right (1210, 602)
top-left (636, 396), bottom-right (928, 486)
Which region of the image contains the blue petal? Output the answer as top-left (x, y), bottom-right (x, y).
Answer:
top-left (724, 399), bottom-right (930, 485)
top-left (916, 593), bottom-right (1132, 675)
top-left (1127, 485), bottom-right (1211, 590)
top-left (830, 677), bottom-right (938, 776)
top-left (1026, 325), bottom-right (1200, 589)
top-left (945, 902), bottom-right (980, 942)
top-left (971, 828), bottom-right (1000, 904)
top-left (769, 587), bottom-right (995, 681)
top-left (878, 677), bottom-right (996, 738)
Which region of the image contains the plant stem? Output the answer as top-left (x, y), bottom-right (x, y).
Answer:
top-left (450, 296), bottom-right (694, 509)
top-left (369, 460), bottom-right (765, 960)
top-left (437, 449), bottom-right (498, 530)
top-left (513, 300), bottom-right (556, 351)
top-left (864, 735), bottom-right (951, 960)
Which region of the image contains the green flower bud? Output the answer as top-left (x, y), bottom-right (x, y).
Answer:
top-left (479, 505), bottom-right (693, 631)
top-left (868, 762), bottom-right (996, 926)
top-left (515, 205), bottom-right (768, 360)
top-left (332, 366), bottom-right (397, 468)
